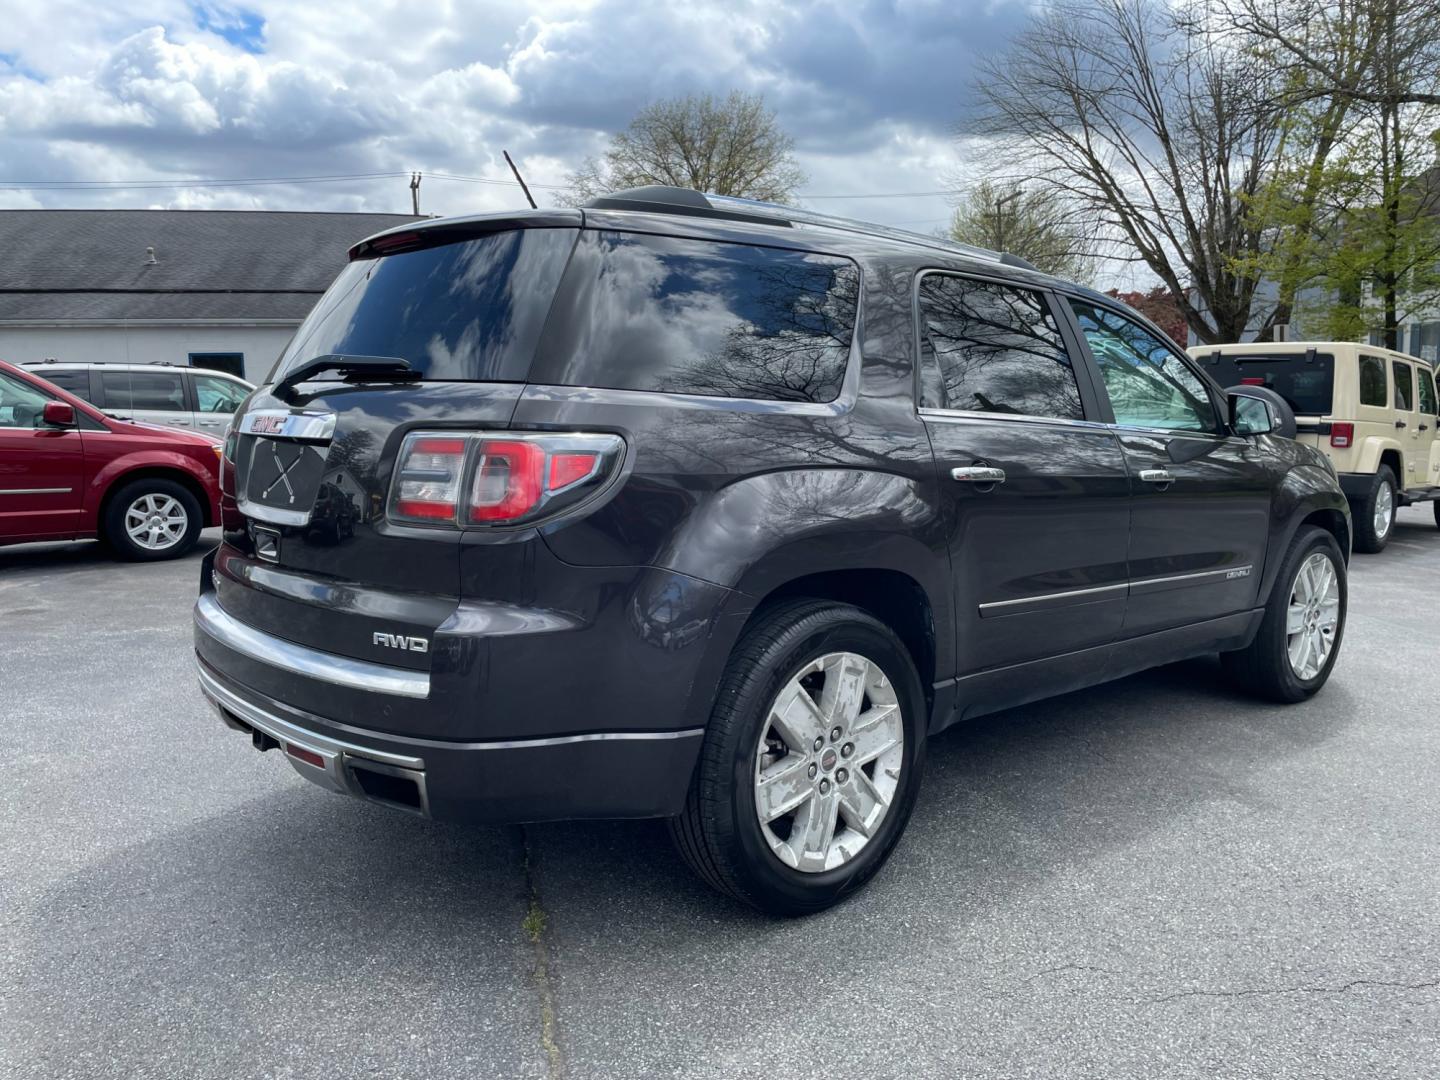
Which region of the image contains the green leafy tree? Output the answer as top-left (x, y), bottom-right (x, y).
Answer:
top-left (565, 92), bottom-right (806, 204)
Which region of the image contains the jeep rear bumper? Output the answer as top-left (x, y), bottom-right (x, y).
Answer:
top-left (194, 653), bottom-right (703, 825)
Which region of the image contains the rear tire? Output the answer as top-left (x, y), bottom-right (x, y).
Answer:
top-left (103, 478), bottom-right (203, 561)
top-left (1352, 466), bottom-right (1397, 553)
top-left (1221, 525), bottom-right (1346, 703)
top-left (669, 600), bottom-right (927, 916)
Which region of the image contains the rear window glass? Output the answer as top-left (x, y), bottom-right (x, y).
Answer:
top-left (1199, 351), bottom-right (1335, 415)
top-left (38, 369), bottom-right (92, 399)
top-left (272, 228), bottom-right (578, 384)
top-left (533, 231), bottom-right (858, 403)
top-left (1360, 355), bottom-right (1387, 406)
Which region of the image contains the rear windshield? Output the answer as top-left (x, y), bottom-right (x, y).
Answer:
top-left (1198, 351), bottom-right (1335, 415)
top-left (271, 227), bottom-right (577, 384)
top-left (532, 231), bottom-right (859, 403)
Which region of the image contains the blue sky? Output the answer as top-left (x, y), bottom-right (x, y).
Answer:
top-left (0, 0), bottom-right (1035, 230)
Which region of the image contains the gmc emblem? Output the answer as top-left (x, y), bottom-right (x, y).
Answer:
top-left (251, 414), bottom-right (286, 435)
top-left (373, 632), bottom-right (429, 654)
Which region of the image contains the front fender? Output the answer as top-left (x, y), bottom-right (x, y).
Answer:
top-left (1258, 462), bottom-right (1351, 603)
top-left (87, 451), bottom-right (218, 521)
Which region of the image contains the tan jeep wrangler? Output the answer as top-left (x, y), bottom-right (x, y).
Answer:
top-left (1189, 341), bottom-right (1440, 552)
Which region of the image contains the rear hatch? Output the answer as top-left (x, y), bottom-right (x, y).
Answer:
top-left (1197, 348), bottom-right (1337, 448)
top-left (214, 216), bottom-right (580, 681)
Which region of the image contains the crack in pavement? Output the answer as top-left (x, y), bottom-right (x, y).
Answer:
top-left (1149, 978), bottom-right (1440, 1005)
top-left (516, 825), bottom-right (564, 1080)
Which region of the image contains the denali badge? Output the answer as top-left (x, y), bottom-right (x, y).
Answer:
top-left (373, 632), bottom-right (429, 654)
top-left (1225, 567), bottom-right (1252, 580)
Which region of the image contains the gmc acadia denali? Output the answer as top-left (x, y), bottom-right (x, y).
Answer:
top-left (194, 187), bottom-right (1351, 914)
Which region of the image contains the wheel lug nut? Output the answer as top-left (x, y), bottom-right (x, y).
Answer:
top-left (819, 779), bottom-right (831, 795)
top-left (841, 742), bottom-right (854, 758)
top-left (836, 768), bottom-right (849, 784)
top-left (830, 726), bottom-right (842, 742)
top-left (813, 736), bottom-right (824, 752)
top-left (807, 762), bottom-right (818, 779)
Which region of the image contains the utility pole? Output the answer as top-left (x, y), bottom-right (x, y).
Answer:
top-left (993, 188), bottom-right (1020, 253)
top-left (503, 151), bottom-right (537, 210)
top-left (409, 172), bottom-right (422, 216)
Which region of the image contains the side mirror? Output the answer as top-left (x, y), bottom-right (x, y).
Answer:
top-left (1226, 385), bottom-right (1296, 439)
top-left (42, 401), bottom-right (76, 427)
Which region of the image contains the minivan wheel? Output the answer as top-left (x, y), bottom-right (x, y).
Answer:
top-left (669, 601), bottom-right (926, 916)
top-left (1220, 525), bottom-right (1346, 703)
top-left (104, 478), bottom-right (203, 561)
top-left (1353, 467), bottom-right (1397, 553)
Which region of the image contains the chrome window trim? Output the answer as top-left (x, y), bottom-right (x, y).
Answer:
top-left (0, 487), bottom-right (73, 495)
top-left (194, 592), bottom-right (430, 699)
top-left (979, 565), bottom-right (1254, 615)
top-left (917, 407), bottom-right (1113, 433)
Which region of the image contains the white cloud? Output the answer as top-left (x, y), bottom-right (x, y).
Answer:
top-left (0, 0), bottom-right (1033, 224)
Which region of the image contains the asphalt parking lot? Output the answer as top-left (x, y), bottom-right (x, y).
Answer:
top-left (3, 513), bottom-right (1438, 1080)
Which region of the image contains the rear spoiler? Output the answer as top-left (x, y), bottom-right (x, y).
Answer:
top-left (349, 210), bottom-right (583, 260)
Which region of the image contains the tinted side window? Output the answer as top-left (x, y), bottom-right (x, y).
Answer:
top-left (1359, 356), bottom-right (1387, 406)
top-left (130, 372), bottom-right (186, 410)
top-left (534, 231), bottom-right (858, 403)
top-left (40, 370), bottom-right (93, 400)
top-left (917, 275), bottom-right (1083, 420)
top-left (1393, 360), bottom-right (1414, 410)
top-left (1420, 367), bottom-right (1438, 415)
top-left (1072, 302), bottom-right (1218, 432)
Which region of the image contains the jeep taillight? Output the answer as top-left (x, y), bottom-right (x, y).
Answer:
top-left (388, 431), bottom-right (624, 528)
top-left (1330, 422), bottom-right (1354, 449)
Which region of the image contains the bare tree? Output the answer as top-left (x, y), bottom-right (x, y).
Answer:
top-left (972, 0), bottom-right (1284, 343)
top-left (945, 180), bottom-right (1102, 283)
top-left (565, 92), bottom-right (806, 204)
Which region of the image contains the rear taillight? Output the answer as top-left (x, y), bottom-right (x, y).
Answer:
top-left (388, 431), bottom-right (624, 528)
top-left (1330, 422), bottom-right (1354, 449)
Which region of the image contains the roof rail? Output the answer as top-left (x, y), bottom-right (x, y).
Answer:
top-left (584, 186), bottom-right (1022, 270)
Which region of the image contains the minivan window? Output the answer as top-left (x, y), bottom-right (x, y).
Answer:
top-left (101, 370), bottom-right (185, 411)
top-left (1420, 367), bottom-right (1438, 415)
top-left (1201, 351), bottom-right (1334, 416)
top-left (1359, 355), bottom-right (1387, 406)
top-left (533, 231), bottom-right (858, 404)
top-left (1393, 360), bottom-right (1414, 410)
top-left (0, 370), bottom-right (51, 428)
top-left (194, 374), bottom-right (249, 414)
top-left (272, 228), bottom-right (578, 384)
top-left (917, 274), bottom-right (1083, 420)
top-left (1072, 302), bottom-right (1218, 432)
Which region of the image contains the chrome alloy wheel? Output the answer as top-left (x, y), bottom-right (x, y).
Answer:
top-left (124, 493), bottom-right (189, 551)
top-left (1375, 480), bottom-right (1394, 539)
top-left (1286, 551), bottom-right (1341, 680)
top-left (753, 652), bottom-right (904, 873)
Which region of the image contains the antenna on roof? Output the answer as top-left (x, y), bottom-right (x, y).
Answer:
top-left (144, 246), bottom-right (157, 265)
top-left (409, 172), bottom-right (422, 216)
top-left (503, 151), bottom-right (538, 210)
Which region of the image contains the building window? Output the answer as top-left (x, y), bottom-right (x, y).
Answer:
top-left (189, 352), bottom-right (245, 379)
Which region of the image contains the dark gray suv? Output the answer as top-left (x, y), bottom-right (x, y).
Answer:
top-left (194, 187), bottom-right (1350, 914)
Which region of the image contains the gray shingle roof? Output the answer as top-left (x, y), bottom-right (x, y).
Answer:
top-left (0, 209), bottom-right (421, 322)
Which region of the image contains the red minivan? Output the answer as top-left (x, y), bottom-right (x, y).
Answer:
top-left (0, 359), bottom-right (224, 559)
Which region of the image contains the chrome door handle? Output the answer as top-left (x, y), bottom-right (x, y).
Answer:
top-left (1139, 469), bottom-right (1174, 484)
top-left (951, 466), bottom-right (1006, 483)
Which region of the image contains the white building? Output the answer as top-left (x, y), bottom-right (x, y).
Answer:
top-left (0, 209), bottom-right (419, 383)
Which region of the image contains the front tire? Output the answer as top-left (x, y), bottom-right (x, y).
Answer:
top-left (1221, 525), bottom-right (1346, 703)
top-left (104, 478), bottom-right (203, 561)
top-left (1353, 466), bottom-right (1397, 553)
top-left (670, 601), bottom-right (927, 916)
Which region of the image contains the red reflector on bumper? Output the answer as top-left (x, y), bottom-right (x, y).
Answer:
top-left (286, 743), bottom-right (325, 769)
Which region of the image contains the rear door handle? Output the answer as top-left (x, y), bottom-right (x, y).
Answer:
top-left (1396, 419), bottom-right (1407, 429)
top-left (1139, 469), bottom-right (1174, 485)
top-left (951, 466), bottom-right (1006, 484)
